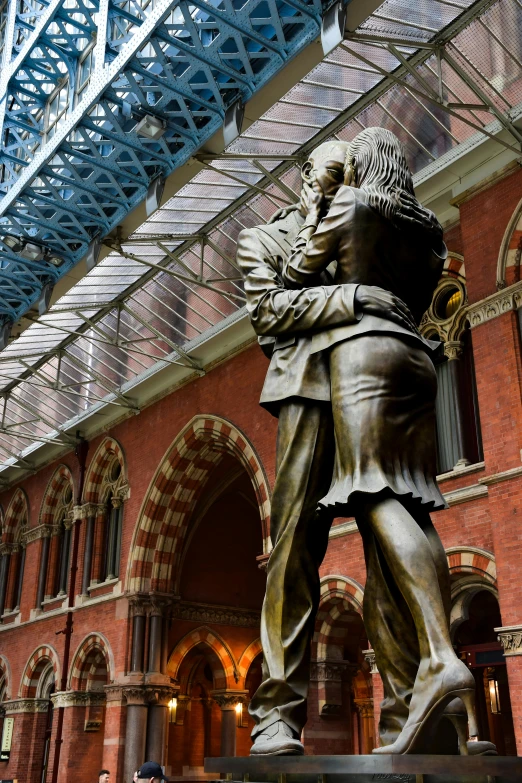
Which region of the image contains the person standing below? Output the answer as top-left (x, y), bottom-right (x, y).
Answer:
top-left (98, 771), bottom-right (110, 783)
top-left (236, 139), bottom-right (420, 756)
top-left (137, 761), bottom-right (167, 782)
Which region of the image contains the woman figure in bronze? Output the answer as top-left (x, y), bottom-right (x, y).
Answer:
top-left (282, 127), bottom-right (477, 754)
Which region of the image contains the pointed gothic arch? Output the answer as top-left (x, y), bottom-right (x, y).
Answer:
top-left (126, 415), bottom-right (271, 594)
top-left (168, 626), bottom-right (238, 690)
top-left (20, 644), bottom-right (60, 698)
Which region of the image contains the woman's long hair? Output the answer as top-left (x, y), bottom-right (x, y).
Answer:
top-left (347, 127), bottom-right (441, 233)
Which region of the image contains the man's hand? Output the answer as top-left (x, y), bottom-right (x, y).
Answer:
top-left (301, 179), bottom-right (326, 221)
top-left (355, 285), bottom-right (418, 333)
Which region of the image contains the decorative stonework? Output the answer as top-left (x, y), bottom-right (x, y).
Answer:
top-left (23, 524), bottom-right (53, 544)
top-left (443, 341), bottom-right (464, 361)
top-left (310, 660), bottom-right (355, 682)
top-left (73, 503), bottom-right (107, 521)
top-left (51, 691), bottom-right (106, 708)
top-left (171, 601), bottom-right (260, 628)
top-left (211, 689), bottom-right (249, 710)
top-left (363, 649), bottom-right (378, 675)
top-left (354, 698), bottom-right (374, 719)
top-left (3, 698), bottom-right (50, 713)
top-left (496, 625), bottom-right (522, 656)
top-left (145, 685), bottom-right (177, 706)
top-left (122, 686), bottom-right (148, 706)
top-left (104, 685), bottom-right (125, 705)
top-left (467, 280), bottom-right (522, 328)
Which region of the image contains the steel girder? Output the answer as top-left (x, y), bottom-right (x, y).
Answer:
top-left (0, 0), bottom-right (328, 323)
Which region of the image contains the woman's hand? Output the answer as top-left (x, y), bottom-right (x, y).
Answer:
top-left (396, 192), bottom-right (442, 240)
top-left (355, 285), bottom-right (418, 333)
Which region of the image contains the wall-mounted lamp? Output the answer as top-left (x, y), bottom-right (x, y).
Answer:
top-left (488, 673), bottom-right (501, 714)
top-left (168, 697), bottom-right (177, 724)
top-left (235, 701), bottom-right (243, 727)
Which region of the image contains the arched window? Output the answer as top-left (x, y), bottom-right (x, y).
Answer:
top-left (36, 467), bottom-right (74, 610)
top-left (420, 258), bottom-right (482, 474)
top-left (82, 440), bottom-right (128, 595)
top-left (0, 490), bottom-right (28, 620)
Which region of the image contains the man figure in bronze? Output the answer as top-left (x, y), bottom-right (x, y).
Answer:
top-left (236, 139), bottom-right (420, 756)
top-left (281, 128), bottom-right (478, 754)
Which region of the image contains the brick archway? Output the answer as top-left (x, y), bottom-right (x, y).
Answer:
top-left (168, 626), bottom-right (238, 690)
top-left (39, 465), bottom-right (74, 525)
top-left (127, 415), bottom-right (271, 593)
top-left (497, 196), bottom-right (522, 288)
top-left (20, 645), bottom-right (60, 698)
top-left (83, 437), bottom-right (126, 503)
top-left (447, 546), bottom-right (497, 585)
top-left (238, 638), bottom-right (262, 686)
top-left (313, 576), bottom-right (365, 660)
top-left (69, 633), bottom-right (114, 691)
top-left (2, 488), bottom-right (28, 543)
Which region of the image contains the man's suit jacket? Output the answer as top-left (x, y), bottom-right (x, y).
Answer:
top-left (236, 208), bottom-right (361, 416)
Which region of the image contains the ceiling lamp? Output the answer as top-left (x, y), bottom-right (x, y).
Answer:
top-left (135, 114), bottom-right (166, 140)
top-left (47, 255), bottom-right (65, 267)
top-left (20, 242), bottom-right (44, 261)
top-left (2, 235), bottom-right (24, 253)
top-left (146, 175), bottom-right (165, 217)
top-left (223, 100), bottom-right (244, 147)
top-left (321, 1), bottom-right (346, 56)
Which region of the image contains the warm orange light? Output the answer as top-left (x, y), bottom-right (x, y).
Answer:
top-left (235, 703), bottom-right (242, 715)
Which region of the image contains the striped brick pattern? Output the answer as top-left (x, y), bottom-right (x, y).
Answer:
top-left (84, 438), bottom-right (125, 503)
top-left (238, 638), bottom-right (263, 684)
top-left (447, 546), bottom-right (496, 583)
top-left (20, 645), bottom-right (60, 698)
top-left (2, 488), bottom-right (28, 543)
top-left (128, 416), bottom-right (270, 594)
top-left (69, 634), bottom-right (110, 692)
top-left (0, 655), bottom-right (10, 701)
top-left (39, 465), bottom-right (74, 525)
top-left (168, 626), bottom-right (237, 690)
top-left (313, 577), bottom-right (365, 661)
top-left (444, 253), bottom-right (465, 282)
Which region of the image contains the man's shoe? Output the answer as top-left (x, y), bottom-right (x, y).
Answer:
top-left (250, 721), bottom-right (304, 756)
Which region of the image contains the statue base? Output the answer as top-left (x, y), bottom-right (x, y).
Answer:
top-left (204, 753), bottom-right (522, 783)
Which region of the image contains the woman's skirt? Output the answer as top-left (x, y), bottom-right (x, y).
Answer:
top-left (320, 334), bottom-right (447, 516)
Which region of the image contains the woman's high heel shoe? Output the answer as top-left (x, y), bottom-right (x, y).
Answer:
top-left (444, 698), bottom-right (497, 756)
top-left (373, 661), bottom-right (478, 755)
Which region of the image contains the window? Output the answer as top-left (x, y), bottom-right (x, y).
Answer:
top-left (99, 461), bottom-right (124, 582)
top-left (52, 483), bottom-right (74, 598)
top-left (46, 82), bottom-right (70, 140)
top-left (421, 270), bottom-right (483, 475)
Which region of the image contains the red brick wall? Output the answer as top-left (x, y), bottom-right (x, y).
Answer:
top-left (2, 164), bottom-right (522, 777)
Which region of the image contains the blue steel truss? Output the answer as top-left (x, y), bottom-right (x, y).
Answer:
top-left (0, 0), bottom-right (329, 322)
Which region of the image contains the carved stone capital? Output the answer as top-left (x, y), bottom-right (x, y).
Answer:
top-left (310, 660), bottom-right (356, 682)
top-left (147, 594), bottom-right (172, 617)
top-left (104, 685), bottom-right (125, 704)
top-left (122, 686), bottom-right (148, 706)
top-left (354, 697), bottom-right (374, 719)
top-left (74, 503), bottom-right (107, 521)
top-left (3, 698), bottom-right (50, 714)
top-left (51, 690), bottom-right (106, 708)
top-left (363, 649), bottom-right (378, 675)
top-left (128, 594), bottom-right (149, 617)
top-left (444, 340), bottom-right (464, 361)
top-left (145, 685), bottom-right (177, 707)
top-left (211, 689), bottom-right (249, 711)
top-left (496, 625), bottom-right (522, 656)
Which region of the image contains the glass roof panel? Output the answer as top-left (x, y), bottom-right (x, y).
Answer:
top-left (0, 0), bottom-right (520, 470)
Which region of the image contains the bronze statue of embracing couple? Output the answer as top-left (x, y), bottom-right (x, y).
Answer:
top-left (237, 128), bottom-right (490, 757)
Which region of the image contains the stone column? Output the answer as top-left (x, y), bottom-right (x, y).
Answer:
top-left (104, 685), bottom-right (127, 779)
top-left (14, 545), bottom-right (26, 609)
top-left (211, 690), bottom-right (248, 757)
top-left (123, 687), bottom-right (148, 782)
top-left (147, 599), bottom-right (166, 674)
top-left (0, 549), bottom-right (10, 617)
top-left (36, 530), bottom-right (51, 608)
top-left (310, 659), bottom-right (352, 719)
top-left (439, 341), bottom-right (470, 469)
top-left (354, 698), bottom-right (375, 754)
top-left (129, 596), bottom-right (147, 673)
top-left (363, 649), bottom-right (382, 749)
top-left (81, 508), bottom-right (96, 596)
top-left (145, 686), bottom-right (176, 766)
